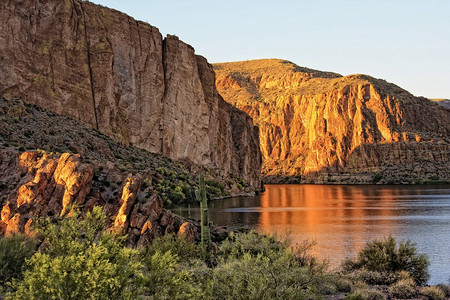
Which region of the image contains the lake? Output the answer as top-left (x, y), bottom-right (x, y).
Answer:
top-left (176, 184), bottom-right (450, 285)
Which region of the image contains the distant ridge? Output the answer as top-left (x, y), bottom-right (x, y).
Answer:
top-left (430, 98), bottom-right (450, 110)
top-left (214, 59), bottom-right (450, 184)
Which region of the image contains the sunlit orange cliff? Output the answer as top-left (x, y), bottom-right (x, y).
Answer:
top-left (214, 59), bottom-right (450, 184)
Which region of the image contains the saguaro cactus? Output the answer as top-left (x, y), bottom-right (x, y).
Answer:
top-left (195, 173), bottom-right (211, 251)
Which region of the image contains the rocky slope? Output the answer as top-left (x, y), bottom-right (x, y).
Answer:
top-left (0, 0), bottom-right (261, 190)
top-left (0, 98), bottom-right (241, 244)
top-left (214, 59), bottom-right (450, 184)
top-left (0, 147), bottom-right (196, 246)
top-left (431, 99), bottom-right (450, 110)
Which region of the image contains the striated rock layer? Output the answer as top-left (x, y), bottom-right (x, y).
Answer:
top-left (0, 148), bottom-right (196, 246)
top-left (0, 0), bottom-right (261, 190)
top-left (214, 59), bottom-right (450, 183)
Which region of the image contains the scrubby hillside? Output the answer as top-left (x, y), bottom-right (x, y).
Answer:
top-left (0, 97), bottom-right (252, 241)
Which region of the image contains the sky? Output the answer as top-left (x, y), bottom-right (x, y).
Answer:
top-left (90, 0), bottom-right (450, 99)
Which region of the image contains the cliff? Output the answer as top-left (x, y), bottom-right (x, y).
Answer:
top-left (0, 0), bottom-right (261, 190)
top-left (0, 98), bottom-right (245, 243)
top-left (214, 59), bottom-right (450, 184)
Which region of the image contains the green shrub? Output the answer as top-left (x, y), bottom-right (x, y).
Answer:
top-left (421, 286), bottom-right (446, 300)
top-left (139, 249), bottom-right (206, 299)
top-left (8, 207), bottom-right (141, 300)
top-left (209, 252), bottom-right (322, 300)
top-left (349, 269), bottom-right (395, 285)
top-left (205, 179), bottom-right (225, 199)
top-left (139, 234), bottom-right (208, 299)
top-left (169, 185), bottom-right (186, 203)
top-left (345, 288), bottom-right (386, 300)
top-left (0, 234), bottom-right (37, 286)
top-left (343, 236), bottom-right (429, 285)
top-left (205, 179), bottom-right (224, 192)
top-left (217, 230), bottom-right (287, 259)
top-left (389, 278), bottom-right (416, 299)
top-left (332, 276), bottom-right (353, 293)
top-left (209, 230), bottom-right (328, 299)
top-left (142, 178), bottom-right (151, 189)
top-left (143, 234), bottom-right (204, 263)
top-left (372, 173), bottom-right (383, 184)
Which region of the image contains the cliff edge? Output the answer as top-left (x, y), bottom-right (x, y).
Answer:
top-left (214, 59), bottom-right (449, 184)
top-left (0, 0), bottom-right (261, 190)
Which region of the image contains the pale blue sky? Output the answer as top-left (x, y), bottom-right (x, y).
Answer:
top-left (91, 0), bottom-right (450, 98)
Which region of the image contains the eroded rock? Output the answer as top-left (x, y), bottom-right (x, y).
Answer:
top-left (214, 59), bottom-right (450, 183)
top-left (0, 149), bottom-right (195, 245)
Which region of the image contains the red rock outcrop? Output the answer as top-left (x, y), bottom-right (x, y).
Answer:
top-left (0, 149), bottom-right (196, 244)
top-left (214, 59), bottom-right (450, 183)
top-left (0, 0), bottom-right (261, 190)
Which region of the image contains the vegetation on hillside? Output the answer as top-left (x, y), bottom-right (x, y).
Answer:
top-left (0, 97), bottom-right (254, 206)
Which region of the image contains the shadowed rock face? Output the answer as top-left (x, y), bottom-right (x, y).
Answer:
top-left (214, 59), bottom-right (450, 183)
top-left (0, 0), bottom-right (261, 190)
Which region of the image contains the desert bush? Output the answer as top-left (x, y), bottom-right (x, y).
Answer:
top-left (343, 236), bottom-right (429, 285)
top-left (217, 230), bottom-right (288, 259)
top-left (365, 289), bottom-right (386, 300)
top-left (139, 234), bottom-right (209, 299)
top-left (143, 233), bottom-right (205, 263)
top-left (345, 288), bottom-right (386, 300)
top-left (209, 230), bottom-right (328, 299)
top-left (372, 173), bottom-right (383, 184)
top-left (0, 234), bottom-right (37, 286)
top-left (8, 207), bottom-right (141, 300)
top-left (139, 249), bottom-right (206, 299)
top-left (332, 275), bottom-right (353, 293)
top-left (435, 284), bottom-right (450, 297)
top-left (349, 269), bottom-right (394, 285)
top-left (205, 179), bottom-right (224, 192)
top-left (421, 286), bottom-right (446, 300)
top-left (389, 278), bottom-right (416, 299)
top-left (209, 251), bottom-right (323, 300)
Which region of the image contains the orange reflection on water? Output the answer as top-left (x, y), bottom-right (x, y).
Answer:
top-left (257, 185), bottom-right (402, 267)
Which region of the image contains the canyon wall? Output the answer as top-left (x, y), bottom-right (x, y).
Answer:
top-left (214, 59), bottom-right (450, 183)
top-left (0, 0), bottom-right (261, 189)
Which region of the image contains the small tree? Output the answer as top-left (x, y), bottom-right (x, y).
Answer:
top-left (343, 236), bottom-right (429, 285)
top-left (8, 207), bottom-right (141, 299)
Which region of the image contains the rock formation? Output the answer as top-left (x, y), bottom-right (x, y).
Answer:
top-left (214, 59), bottom-right (450, 183)
top-left (0, 148), bottom-right (196, 246)
top-left (0, 97), bottom-right (254, 243)
top-left (0, 0), bottom-right (261, 190)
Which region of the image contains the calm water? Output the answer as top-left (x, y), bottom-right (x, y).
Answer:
top-left (177, 184), bottom-right (450, 284)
